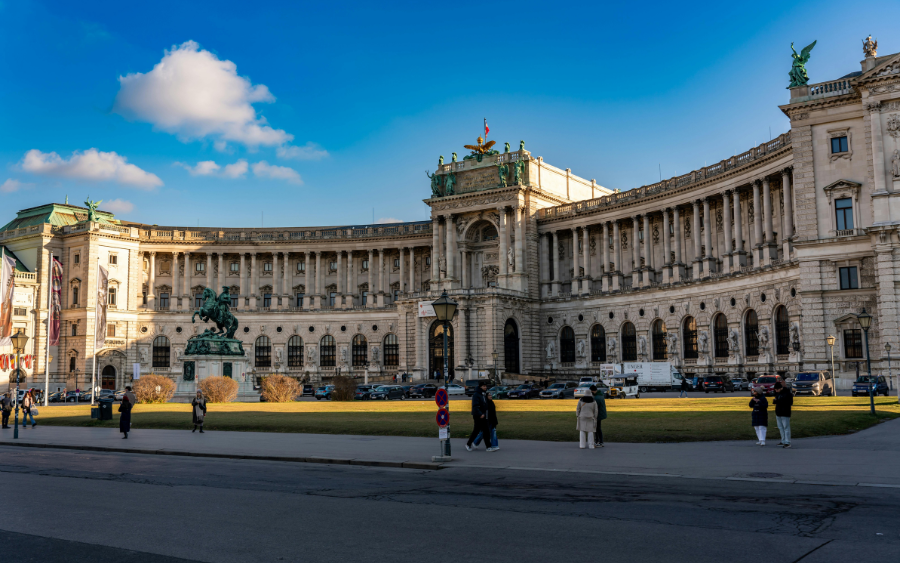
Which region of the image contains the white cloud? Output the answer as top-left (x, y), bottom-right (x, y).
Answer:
top-left (103, 198), bottom-right (134, 214)
top-left (176, 159), bottom-right (248, 179)
top-left (1, 179), bottom-right (31, 193)
top-left (252, 161), bottom-right (302, 185)
top-left (376, 217), bottom-right (403, 224)
top-left (222, 160), bottom-right (249, 178)
top-left (276, 142), bottom-right (329, 161)
top-left (21, 149), bottom-right (162, 189)
top-left (114, 41), bottom-right (292, 150)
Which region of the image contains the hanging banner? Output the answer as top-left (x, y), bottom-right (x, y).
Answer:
top-left (417, 301), bottom-right (435, 317)
top-left (0, 255), bottom-right (16, 347)
top-left (49, 257), bottom-right (63, 346)
top-left (95, 264), bottom-right (109, 349)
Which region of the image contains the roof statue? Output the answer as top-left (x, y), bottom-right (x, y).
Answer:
top-left (84, 197), bottom-right (102, 222)
top-left (863, 35), bottom-right (877, 57)
top-left (788, 40), bottom-right (816, 88)
top-left (464, 136), bottom-right (496, 155)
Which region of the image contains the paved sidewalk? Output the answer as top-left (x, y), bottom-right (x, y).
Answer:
top-left (1, 419), bottom-right (898, 486)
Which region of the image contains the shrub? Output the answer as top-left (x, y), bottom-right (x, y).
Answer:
top-left (331, 375), bottom-right (356, 401)
top-left (260, 374), bottom-right (300, 403)
top-left (134, 374), bottom-right (176, 404)
top-left (198, 376), bottom-right (239, 403)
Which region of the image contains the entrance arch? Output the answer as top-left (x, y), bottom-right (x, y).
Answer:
top-left (504, 319), bottom-right (519, 374)
top-left (429, 321), bottom-right (454, 380)
top-left (101, 365), bottom-right (116, 390)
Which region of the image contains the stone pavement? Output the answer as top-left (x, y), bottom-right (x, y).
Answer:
top-left (0, 419), bottom-right (898, 487)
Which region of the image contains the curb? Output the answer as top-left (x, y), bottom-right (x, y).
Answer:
top-left (0, 441), bottom-right (443, 471)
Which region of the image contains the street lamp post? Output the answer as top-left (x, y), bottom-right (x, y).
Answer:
top-left (856, 309), bottom-right (875, 416)
top-left (11, 329), bottom-right (29, 440)
top-left (826, 335), bottom-right (836, 387)
top-left (492, 349), bottom-right (499, 385)
top-left (886, 342), bottom-right (896, 403)
top-left (431, 290), bottom-right (458, 458)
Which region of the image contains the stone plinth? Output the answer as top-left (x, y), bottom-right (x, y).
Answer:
top-left (178, 354), bottom-right (255, 401)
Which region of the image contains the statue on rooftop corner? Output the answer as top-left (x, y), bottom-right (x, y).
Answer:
top-left (452, 152), bottom-right (457, 162)
top-left (443, 172), bottom-right (456, 196)
top-left (788, 40), bottom-right (816, 88)
top-left (498, 161), bottom-right (509, 187)
top-left (514, 159), bottom-right (526, 186)
top-left (439, 155), bottom-right (444, 166)
top-left (463, 136), bottom-right (500, 162)
top-left (504, 142), bottom-right (510, 153)
top-left (426, 170), bottom-right (442, 197)
top-left (519, 140), bottom-right (525, 151)
top-left (863, 35), bottom-right (877, 57)
top-left (84, 197), bottom-right (102, 222)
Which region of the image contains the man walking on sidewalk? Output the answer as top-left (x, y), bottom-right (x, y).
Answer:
top-left (773, 381), bottom-right (793, 448)
top-left (0, 392), bottom-right (11, 429)
top-left (466, 381), bottom-right (490, 451)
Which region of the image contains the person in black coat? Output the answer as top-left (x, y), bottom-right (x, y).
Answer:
top-left (466, 381), bottom-right (490, 451)
top-left (118, 395), bottom-right (133, 439)
top-left (749, 388), bottom-right (769, 446)
top-left (679, 377), bottom-right (689, 398)
top-left (473, 392), bottom-right (500, 451)
top-left (773, 382), bottom-right (794, 448)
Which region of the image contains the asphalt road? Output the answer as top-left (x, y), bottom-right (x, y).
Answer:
top-left (0, 447), bottom-right (896, 563)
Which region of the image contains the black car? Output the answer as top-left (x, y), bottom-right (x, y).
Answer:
top-left (409, 384), bottom-right (438, 399)
top-left (369, 385), bottom-right (406, 400)
top-left (48, 391), bottom-right (67, 403)
top-left (302, 384), bottom-right (315, 396)
top-left (852, 376), bottom-right (890, 397)
top-left (703, 375), bottom-right (734, 393)
top-left (507, 384), bottom-right (542, 399)
top-left (400, 385), bottom-right (413, 398)
top-left (355, 385), bottom-right (377, 400)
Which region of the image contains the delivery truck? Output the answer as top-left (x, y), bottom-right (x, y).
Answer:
top-left (620, 362), bottom-right (683, 392)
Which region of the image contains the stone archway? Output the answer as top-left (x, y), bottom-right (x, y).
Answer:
top-left (97, 349), bottom-right (127, 390)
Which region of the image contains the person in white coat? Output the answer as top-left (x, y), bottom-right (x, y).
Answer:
top-left (576, 394), bottom-right (598, 449)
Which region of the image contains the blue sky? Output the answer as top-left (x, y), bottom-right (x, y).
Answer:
top-left (1, 0), bottom-right (897, 228)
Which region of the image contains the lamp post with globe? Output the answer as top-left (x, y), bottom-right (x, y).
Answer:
top-left (11, 329), bottom-right (29, 440)
top-left (431, 291), bottom-right (457, 457)
top-left (826, 335), bottom-right (836, 386)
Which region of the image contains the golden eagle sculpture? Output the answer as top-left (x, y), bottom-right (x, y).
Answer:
top-left (464, 136), bottom-right (496, 155)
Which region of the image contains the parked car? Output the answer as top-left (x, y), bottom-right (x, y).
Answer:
top-left (573, 382), bottom-right (596, 398)
top-left (793, 371), bottom-right (835, 396)
top-left (302, 384), bottom-right (315, 396)
top-left (354, 385), bottom-right (377, 400)
top-left (540, 381), bottom-right (577, 399)
top-left (579, 376), bottom-right (596, 383)
top-left (97, 389), bottom-right (116, 401)
top-left (409, 384), bottom-right (438, 399)
top-left (315, 385), bottom-right (335, 400)
top-left (464, 380), bottom-right (491, 396)
top-left (751, 375), bottom-right (786, 396)
top-left (507, 384), bottom-right (542, 399)
top-left (369, 385), bottom-right (406, 400)
top-left (732, 377), bottom-right (750, 391)
top-left (114, 390), bottom-right (127, 401)
top-left (400, 385), bottom-right (413, 398)
top-left (48, 391), bottom-right (66, 403)
top-left (703, 375), bottom-right (734, 393)
top-left (852, 375), bottom-right (890, 397)
top-left (487, 386), bottom-right (511, 399)
top-left (446, 383), bottom-right (466, 395)
top-left (65, 391), bottom-right (82, 403)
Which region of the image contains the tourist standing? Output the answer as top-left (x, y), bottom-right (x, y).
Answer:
top-left (119, 395), bottom-right (132, 439)
top-left (473, 392), bottom-right (500, 451)
top-left (680, 377), bottom-right (689, 398)
top-left (576, 392), bottom-right (598, 449)
top-left (124, 385), bottom-right (136, 405)
top-left (466, 381), bottom-right (490, 451)
top-left (192, 391), bottom-right (207, 433)
top-left (749, 388), bottom-right (769, 446)
top-left (591, 385), bottom-right (607, 447)
top-left (1, 392), bottom-right (11, 429)
top-left (21, 390), bottom-right (36, 428)
top-left (773, 382), bottom-right (793, 448)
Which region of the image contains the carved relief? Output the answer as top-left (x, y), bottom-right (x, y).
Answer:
top-left (481, 265), bottom-right (499, 285)
top-left (887, 114), bottom-right (900, 138)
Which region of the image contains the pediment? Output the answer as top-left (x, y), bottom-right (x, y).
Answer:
top-left (822, 179), bottom-right (861, 202)
top-left (856, 52), bottom-right (900, 84)
top-left (833, 313), bottom-right (859, 325)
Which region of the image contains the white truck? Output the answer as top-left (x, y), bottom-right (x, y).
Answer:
top-left (621, 362), bottom-right (683, 392)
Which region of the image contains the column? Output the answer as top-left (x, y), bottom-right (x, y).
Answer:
top-left (172, 252), bottom-right (180, 309)
top-left (315, 251), bottom-right (323, 309)
top-left (217, 253), bottom-right (224, 293)
top-left (367, 249), bottom-right (374, 308)
top-left (781, 167), bottom-right (794, 259)
top-left (602, 222), bottom-right (611, 292)
top-left (398, 248), bottom-right (405, 293)
top-left (336, 251), bottom-right (343, 304)
top-left (437, 218), bottom-right (445, 280)
top-left (514, 205), bottom-right (525, 274)
top-left (643, 214), bottom-right (652, 286)
top-left (446, 215), bottom-right (457, 282)
top-left (752, 180), bottom-right (763, 267)
top-left (551, 230), bottom-right (560, 296)
top-left (249, 253), bottom-right (257, 308)
top-left (205, 252), bottom-right (212, 289)
top-left (148, 252), bottom-right (157, 309)
top-left (431, 218), bottom-right (440, 281)
top-left (498, 207), bottom-right (508, 278)
top-left (377, 248), bottom-right (385, 307)
top-left (581, 226), bottom-right (591, 294)
top-left (540, 233), bottom-right (550, 296)
top-left (662, 210), bottom-right (671, 284)
top-left (703, 197), bottom-right (715, 275)
top-left (346, 250), bottom-right (354, 308)
top-left (692, 201), bottom-right (702, 279)
top-left (733, 188), bottom-right (746, 267)
top-left (408, 247), bottom-right (415, 292)
top-left (571, 227), bottom-right (580, 294)
top-left (673, 207), bottom-right (684, 281)
top-left (762, 177), bottom-right (775, 264)
top-left (271, 252), bottom-right (279, 299)
top-left (632, 216), bottom-right (640, 287)
top-left (722, 191), bottom-right (733, 274)
top-left (304, 253), bottom-right (311, 309)
top-left (238, 253), bottom-right (245, 308)
top-left (282, 252), bottom-right (290, 304)
top-left (612, 220), bottom-right (622, 291)
top-left (460, 249), bottom-right (467, 288)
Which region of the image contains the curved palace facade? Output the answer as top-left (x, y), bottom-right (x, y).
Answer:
top-left (4, 44), bottom-right (900, 392)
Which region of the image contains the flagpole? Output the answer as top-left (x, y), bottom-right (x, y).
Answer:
top-left (92, 256), bottom-right (99, 406)
top-left (44, 251), bottom-right (52, 407)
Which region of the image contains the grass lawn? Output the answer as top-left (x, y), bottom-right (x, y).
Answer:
top-left (32, 396), bottom-right (900, 442)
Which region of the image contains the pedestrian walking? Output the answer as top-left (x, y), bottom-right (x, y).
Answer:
top-left (192, 391), bottom-right (207, 433)
top-left (118, 395), bottom-right (132, 439)
top-left (591, 385), bottom-right (607, 447)
top-left (473, 391), bottom-right (500, 451)
top-left (679, 377), bottom-right (689, 398)
top-left (1, 392), bottom-right (11, 429)
top-left (124, 385), bottom-right (136, 405)
top-left (465, 381), bottom-right (491, 451)
top-left (576, 392), bottom-right (598, 449)
top-left (21, 390), bottom-right (36, 428)
top-left (773, 382), bottom-right (793, 448)
top-left (749, 387), bottom-right (769, 446)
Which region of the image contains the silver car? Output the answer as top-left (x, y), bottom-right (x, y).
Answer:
top-left (732, 377), bottom-right (750, 391)
top-left (792, 371), bottom-right (835, 396)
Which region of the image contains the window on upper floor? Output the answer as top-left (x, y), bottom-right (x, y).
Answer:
top-left (108, 287), bottom-right (116, 306)
top-left (74, 253), bottom-right (80, 264)
top-left (230, 262), bottom-right (239, 272)
top-left (361, 291), bottom-right (368, 306)
top-left (72, 287), bottom-right (79, 306)
top-left (71, 324), bottom-right (77, 336)
top-left (393, 258), bottom-right (400, 268)
top-left (835, 198), bottom-right (854, 231)
top-left (361, 259), bottom-right (369, 270)
top-left (844, 329), bottom-right (863, 359)
top-left (263, 293), bottom-right (272, 307)
top-left (196, 262), bottom-right (205, 272)
top-left (329, 261), bottom-right (337, 271)
top-left (264, 262), bottom-right (272, 272)
top-left (831, 136), bottom-right (848, 154)
top-left (230, 294), bottom-right (239, 308)
top-left (159, 293), bottom-right (169, 308)
top-left (297, 261), bottom-right (305, 272)
top-left (839, 266), bottom-right (859, 290)
top-left (107, 323), bottom-right (116, 338)
top-left (296, 293), bottom-right (304, 307)
top-left (195, 294), bottom-right (203, 307)
top-left (329, 292), bottom-right (336, 306)
top-left (108, 254), bottom-right (117, 265)
top-left (425, 257), bottom-right (431, 266)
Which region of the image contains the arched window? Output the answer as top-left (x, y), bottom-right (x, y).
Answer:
top-left (652, 320), bottom-right (667, 360)
top-left (320, 335), bottom-right (336, 367)
top-left (621, 322), bottom-right (637, 361)
top-left (775, 306), bottom-right (790, 355)
top-left (383, 334), bottom-right (399, 367)
top-left (560, 327), bottom-right (576, 363)
top-left (255, 336), bottom-right (271, 368)
top-left (713, 314), bottom-right (729, 358)
top-left (152, 336), bottom-right (170, 368)
top-left (683, 316), bottom-right (698, 359)
top-left (590, 325), bottom-right (606, 362)
top-left (504, 320), bottom-right (519, 374)
top-left (745, 310), bottom-right (759, 357)
top-left (288, 335), bottom-right (303, 368)
top-left (352, 335), bottom-right (368, 367)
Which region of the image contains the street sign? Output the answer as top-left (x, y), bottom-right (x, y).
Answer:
top-left (434, 388), bottom-right (449, 407)
top-left (436, 408), bottom-right (449, 428)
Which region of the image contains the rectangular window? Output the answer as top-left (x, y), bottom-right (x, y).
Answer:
top-left (329, 292), bottom-right (336, 306)
top-left (108, 254), bottom-right (117, 265)
top-left (393, 258), bottom-right (400, 268)
top-left (425, 257), bottom-right (431, 266)
top-left (329, 261), bottom-right (337, 271)
top-left (13, 307), bottom-right (26, 317)
top-left (160, 293), bottom-right (169, 308)
top-left (230, 263), bottom-right (239, 272)
top-left (362, 291), bottom-right (368, 306)
top-left (393, 290), bottom-right (399, 302)
top-left (362, 259), bottom-right (369, 270)
top-left (196, 262), bottom-right (205, 272)
top-left (72, 288), bottom-right (79, 305)
top-left (142, 291), bottom-right (147, 305)
top-left (297, 262), bottom-right (305, 272)
top-left (296, 293), bottom-right (305, 307)
top-left (230, 295), bottom-right (239, 308)
top-left (71, 324), bottom-right (77, 336)
top-left (195, 294), bottom-right (203, 307)
top-left (108, 287), bottom-right (116, 306)
top-left (107, 323), bottom-right (116, 338)
top-left (263, 293), bottom-right (272, 307)
top-left (264, 262), bottom-right (272, 272)
top-left (844, 329), bottom-right (863, 359)
top-left (835, 198), bottom-right (854, 231)
top-left (831, 136), bottom-right (848, 154)
top-left (74, 254), bottom-right (80, 264)
top-left (839, 266), bottom-right (859, 290)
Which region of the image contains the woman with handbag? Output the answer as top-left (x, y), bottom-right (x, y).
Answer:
top-left (21, 390), bottom-right (36, 428)
top-left (192, 391), bottom-right (207, 433)
top-left (119, 395), bottom-right (133, 439)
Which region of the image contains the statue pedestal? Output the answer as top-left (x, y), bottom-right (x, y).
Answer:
top-left (179, 353), bottom-right (254, 401)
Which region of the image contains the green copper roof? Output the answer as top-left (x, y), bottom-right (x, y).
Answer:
top-left (0, 246), bottom-right (30, 272)
top-left (0, 203), bottom-right (117, 233)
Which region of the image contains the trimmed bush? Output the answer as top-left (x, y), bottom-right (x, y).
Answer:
top-left (198, 376), bottom-right (239, 403)
top-left (331, 375), bottom-right (356, 401)
top-left (260, 374), bottom-right (300, 403)
top-left (134, 374), bottom-right (176, 404)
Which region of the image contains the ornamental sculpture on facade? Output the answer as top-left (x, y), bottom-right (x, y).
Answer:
top-left (863, 35), bottom-right (878, 57)
top-left (788, 40), bottom-right (816, 87)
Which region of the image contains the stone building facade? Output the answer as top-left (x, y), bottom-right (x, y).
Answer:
top-left (4, 42), bottom-right (900, 393)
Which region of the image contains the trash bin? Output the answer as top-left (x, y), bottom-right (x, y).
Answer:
top-left (98, 398), bottom-right (114, 421)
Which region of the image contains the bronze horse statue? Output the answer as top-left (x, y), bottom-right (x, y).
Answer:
top-left (191, 287), bottom-right (239, 339)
